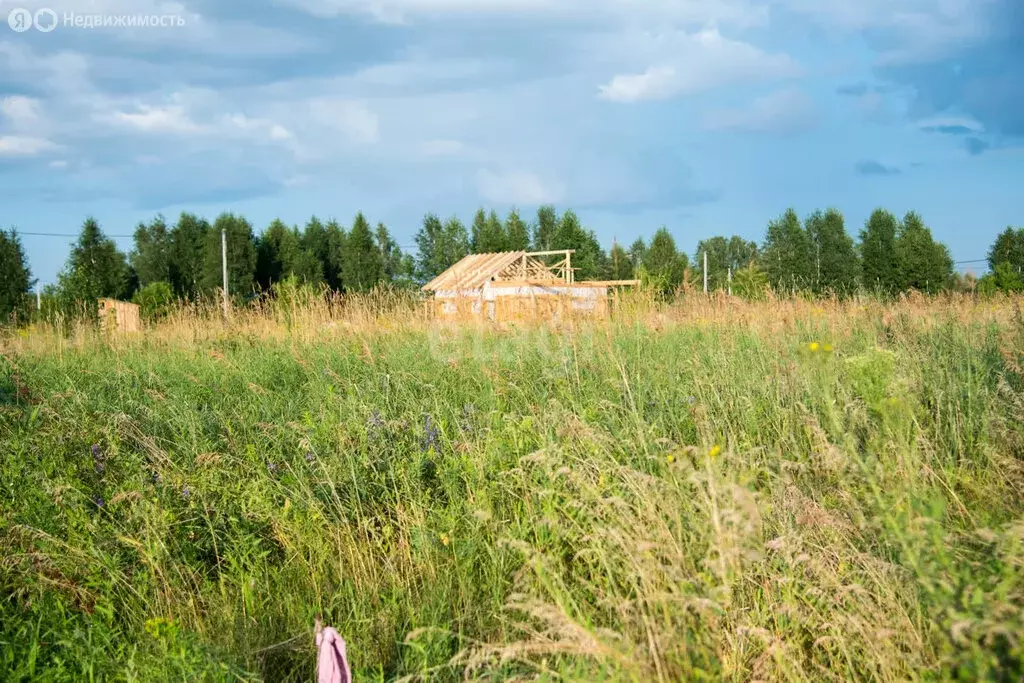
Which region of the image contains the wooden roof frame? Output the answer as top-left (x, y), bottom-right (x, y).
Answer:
top-left (422, 250), bottom-right (639, 292)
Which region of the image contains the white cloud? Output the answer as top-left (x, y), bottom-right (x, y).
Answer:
top-left (306, 99), bottom-right (380, 144)
top-left (598, 28), bottom-right (800, 102)
top-left (281, 0), bottom-right (765, 27)
top-left (476, 168), bottom-right (564, 204)
top-left (49, 159), bottom-right (69, 169)
top-left (0, 136), bottom-right (57, 156)
top-left (1, 96), bottom-right (41, 127)
top-left (702, 88), bottom-right (819, 133)
top-left (112, 103), bottom-right (204, 134)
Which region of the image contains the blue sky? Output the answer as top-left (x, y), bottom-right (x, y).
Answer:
top-left (1, 0), bottom-right (1022, 285)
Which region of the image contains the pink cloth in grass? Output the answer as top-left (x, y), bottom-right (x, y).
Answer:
top-left (315, 621), bottom-right (352, 683)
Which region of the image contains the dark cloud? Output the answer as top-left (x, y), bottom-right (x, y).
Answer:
top-left (965, 137), bottom-right (990, 156)
top-left (875, 0), bottom-right (1024, 141)
top-left (855, 159), bottom-right (900, 176)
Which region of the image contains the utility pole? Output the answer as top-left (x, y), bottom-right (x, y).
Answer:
top-left (36, 285), bottom-right (41, 311)
top-left (728, 267), bottom-right (732, 296)
top-left (221, 228), bottom-right (229, 320)
top-left (703, 251), bottom-right (708, 293)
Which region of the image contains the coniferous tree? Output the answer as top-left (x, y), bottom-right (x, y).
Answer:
top-left (415, 213), bottom-right (470, 282)
top-left (643, 227), bottom-right (687, 295)
top-left (895, 212), bottom-right (953, 293)
top-left (302, 216), bottom-right (337, 289)
top-left (169, 212), bottom-right (209, 299)
top-left (342, 212), bottom-right (385, 292)
top-left (805, 208), bottom-right (859, 294)
top-left (859, 209), bottom-right (900, 294)
top-left (202, 213), bottom-right (257, 299)
top-left (256, 219), bottom-right (302, 290)
top-left (57, 218), bottom-right (133, 310)
top-left (325, 219), bottom-right (347, 291)
top-left (131, 215), bottom-right (171, 287)
top-left (505, 208), bottom-right (530, 251)
top-left (762, 208), bottom-right (813, 292)
top-left (533, 205), bottom-right (558, 252)
top-left (0, 228), bottom-right (34, 323)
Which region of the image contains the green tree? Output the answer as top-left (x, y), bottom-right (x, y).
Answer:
top-left (256, 219), bottom-right (302, 290)
top-left (762, 208), bottom-right (813, 292)
top-left (805, 208), bottom-right (859, 294)
top-left (302, 216), bottom-right (339, 290)
top-left (859, 209), bottom-right (900, 294)
top-left (533, 205), bottom-right (558, 252)
top-left (375, 222), bottom-right (408, 283)
top-left (57, 218), bottom-right (132, 312)
top-left (505, 208), bottom-right (530, 251)
top-left (470, 209), bottom-right (507, 253)
top-left (551, 210), bottom-right (604, 280)
top-left (168, 212), bottom-right (209, 299)
top-left (131, 215), bottom-right (171, 287)
top-left (415, 213), bottom-right (470, 282)
top-left (732, 262), bottom-right (769, 300)
top-left (895, 212), bottom-right (953, 293)
top-left (629, 238), bottom-right (648, 272)
top-left (0, 228), bottom-right (34, 323)
top-left (132, 281), bottom-right (175, 321)
top-left (977, 262), bottom-right (1024, 294)
top-left (643, 227), bottom-right (688, 296)
top-left (987, 227), bottom-right (1024, 274)
top-left (325, 219), bottom-right (348, 291)
top-left (694, 235), bottom-right (758, 291)
top-left (342, 212), bottom-right (385, 292)
top-left (202, 213), bottom-right (257, 300)
top-left (608, 241), bottom-right (634, 280)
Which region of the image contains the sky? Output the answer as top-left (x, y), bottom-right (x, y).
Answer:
top-left (1, 0), bottom-right (1022, 286)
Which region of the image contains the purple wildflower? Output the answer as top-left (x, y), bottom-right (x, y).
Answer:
top-left (305, 451), bottom-right (315, 464)
top-left (267, 462), bottom-right (279, 476)
top-left (181, 486), bottom-right (191, 500)
top-left (421, 415), bottom-right (440, 453)
top-left (93, 496), bottom-right (104, 508)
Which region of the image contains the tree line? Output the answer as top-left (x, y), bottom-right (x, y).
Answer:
top-left (1, 206), bottom-right (1022, 324)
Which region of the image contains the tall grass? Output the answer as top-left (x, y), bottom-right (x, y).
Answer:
top-left (2, 293), bottom-right (1023, 681)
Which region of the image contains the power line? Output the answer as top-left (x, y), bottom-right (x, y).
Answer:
top-left (17, 231), bottom-right (134, 238)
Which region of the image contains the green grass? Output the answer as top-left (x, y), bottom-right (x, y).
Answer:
top-left (2, 296), bottom-right (1024, 681)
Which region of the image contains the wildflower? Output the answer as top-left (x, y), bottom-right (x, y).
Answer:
top-left (267, 462), bottom-right (279, 476)
top-left (93, 496), bottom-right (104, 508)
top-left (687, 396), bottom-right (697, 406)
top-left (666, 454), bottom-right (676, 464)
top-left (823, 343), bottom-right (834, 353)
top-left (91, 444), bottom-right (101, 457)
top-left (421, 415), bottom-right (440, 453)
top-left (440, 534), bottom-right (450, 547)
top-left (709, 445), bottom-right (722, 458)
top-left (809, 342), bottom-right (820, 352)
top-left (181, 486), bottom-right (191, 500)
top-left (304, 451), bottom-right (315, 464)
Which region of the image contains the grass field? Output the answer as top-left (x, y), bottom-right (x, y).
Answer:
top-left (2, 293), bottom-right (1024, 681)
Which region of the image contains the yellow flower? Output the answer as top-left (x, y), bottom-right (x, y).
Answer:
top-left (823, 343), bottom-right (833, 353)
top-left (808, 342), bottom-right (820, 352)
top-left (440, 534), bottom-right (450, 547)
top-left (666, 454), bottom-right (676, 464)
top-left (709, 445), bottom-right (722, 458)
